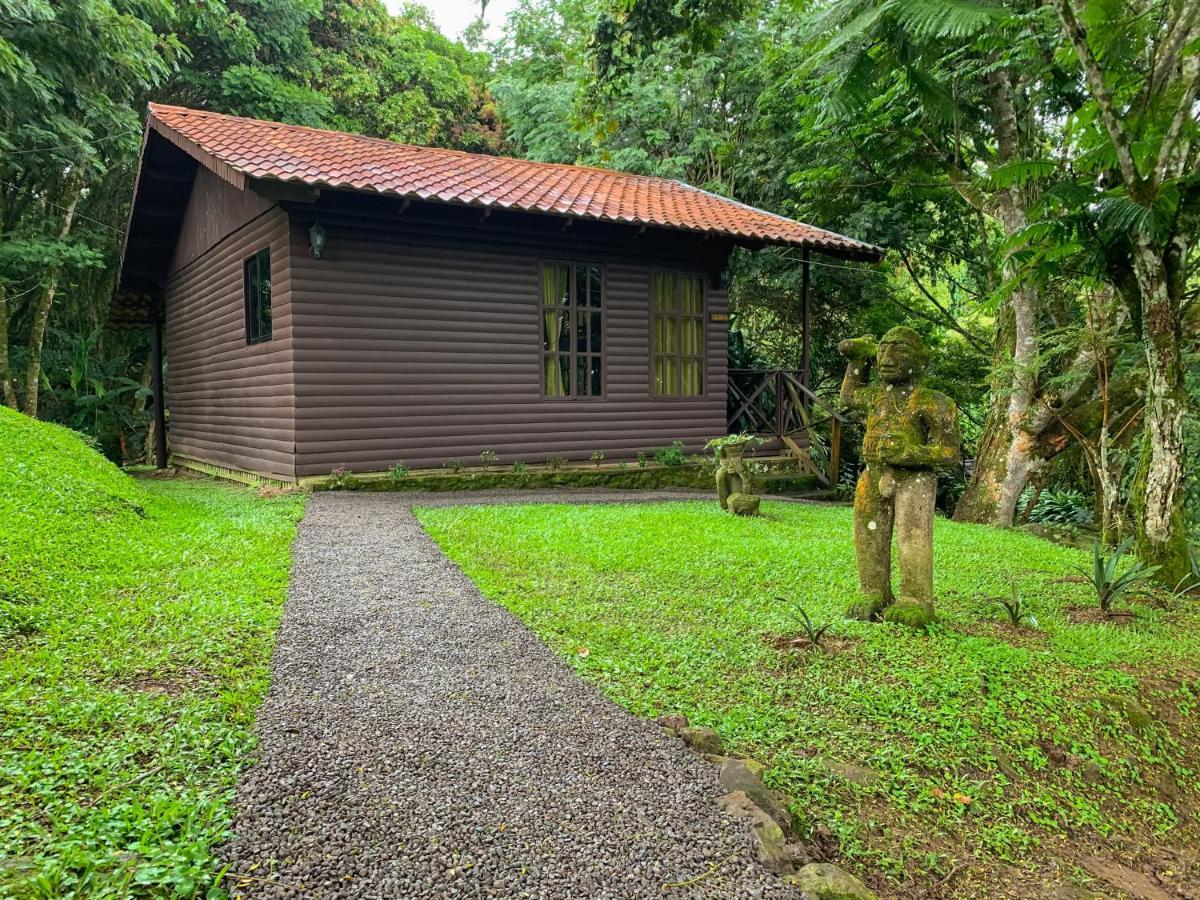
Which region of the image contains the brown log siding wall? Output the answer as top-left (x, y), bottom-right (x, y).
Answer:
top-left (288, 213), bottom-right (728, 476)
top-left (164, 176), bottom-right (295, 479)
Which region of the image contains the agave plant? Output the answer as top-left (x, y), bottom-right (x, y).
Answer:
top-left (1079, 538), bottom-right (1159, 615)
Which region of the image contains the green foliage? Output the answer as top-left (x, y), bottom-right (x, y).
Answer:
top-left (590, 449), bottom-right (605, 467)
top-left (418, 499), bottom-right (1200, 893)
top-left (329, 463), bottom-right (358, 488)
top-left (636, 451), bottom-right (648, 468)
top-left (545, 455), bottom-right (568, 470)
top-left (0, 407), bottom-right (304, 895)
top-left (511, 460), bottom-right (528, 473)
top-left (1081, 538), bottom-right (1159, 614)
top-left (479, 449), bottom-right (499, 469)
top-left (789, 603), bottom-right (834, 651)
top-left (389, 460), bottom-right (409, 480)
top-left (444, 458), bottom-right (466, 474)
top-left (651, 440), bottom-right (686, 466)
top-left (986, 585), bottom-right (1037, 629)
top-left (1020, 487), bottom-right (1096, 528)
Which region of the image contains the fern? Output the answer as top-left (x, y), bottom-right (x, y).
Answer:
top-left (886, 0), bottom-right (1001, 40)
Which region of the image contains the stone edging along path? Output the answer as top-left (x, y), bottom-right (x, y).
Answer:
top-left (220, 491), bottom-right (858, 899)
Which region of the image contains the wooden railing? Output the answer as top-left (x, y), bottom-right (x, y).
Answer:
top-left (727, 368), bottom-right (846, 488)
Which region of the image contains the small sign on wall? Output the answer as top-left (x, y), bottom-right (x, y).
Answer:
top-left (709, 312), bottom-right (729, 323)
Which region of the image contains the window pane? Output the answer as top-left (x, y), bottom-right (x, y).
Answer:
top-left (663, 356), bottom-right (679, 395)
top-left (557, 312), bottom-right (571, 352)
top-left (576, 308), bottom-right (588, 353)
top-left (590, 358), bottom-right (602, 396)
top-left (244, 248), bottom-right (271, 343)
top-left (588, 266), bottom-right (602, 307)
top-left (664, 273), bottom-right (680, 312)
top-left (682, 274), bottom-right (702, 314)
top-left (652, 273), bottom-right (667, 311)
top-left (683, 317), bottom-right (703, 355)
top-left (544, 354), bottom-right (566, 396)
top-left (542, 263), bottom-right (569, 307)
top-left (542, 307), bottom-right (562, 352)
top-left (664, 318), bottom-right (679, 354)
top-left (683, 358), bottom-right (703, 396)
top-left (654, 359), bottom-right (667, 394)
top-left (576, 356), bottom-right (587, 397)
top-left (590, 311), bottom-right (602, 352)
top-left (559, 354), bottom-right (571, 395)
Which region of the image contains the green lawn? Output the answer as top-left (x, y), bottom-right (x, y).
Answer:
top-left (0, 408), bottom-right (305, 897)
top-left (418, 499), bottom-right (1200, 898)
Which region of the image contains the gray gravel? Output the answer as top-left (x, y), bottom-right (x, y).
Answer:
top-left (222, 490), bottom-right (800, 899)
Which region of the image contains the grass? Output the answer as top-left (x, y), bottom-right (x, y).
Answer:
top-left (417, 499), bottom-right (1200, 898)
top-left (0, 408), bottom-right (305, 897)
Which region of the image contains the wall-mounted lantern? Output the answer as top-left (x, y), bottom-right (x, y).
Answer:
top-left (309, 220), bottom-right (327, 259)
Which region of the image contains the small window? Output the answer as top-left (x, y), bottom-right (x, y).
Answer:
top-left (542, 261), bottom-right (603, 397)
top-left (652, 271), bottom-right (705, 397)
top-left (244, 248), bottom-right (272, 344)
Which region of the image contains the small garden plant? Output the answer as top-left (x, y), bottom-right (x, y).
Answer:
top-left (788, 603), bottom-right (833, 651)
top-left (652, 440), bottom-right (686, 466)
top-left (590, 449), bottom-right (605, 467)
top-left (389, 461), bottom-right (409, 480)
top-left (546, 455), bottom-right (568, 470)
top-left (511, 460), bottom-right (528, 474)
top-left (636, 451), bottom-right (647, 468)
top-left (444, 458), bottom-right (465, 474)
top-left (329, 464), bottom-right (358, 489)
top-left (985, 584), bottom-right (1037, 628)
top-left (1081, 537), bottom-right (1159, 615)
top-left (479, 449), bottom-right (498, 469)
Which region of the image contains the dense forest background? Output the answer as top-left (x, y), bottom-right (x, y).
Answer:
top-left (1, 0), bottom-right (1197, 578)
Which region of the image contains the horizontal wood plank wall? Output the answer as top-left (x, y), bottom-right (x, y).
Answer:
top-left (165, 181), bottom-right (295, 479)
top-left (289, 214), bottom-right (728, 476)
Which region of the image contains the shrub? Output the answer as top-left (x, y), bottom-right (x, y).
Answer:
top-left (1021, 487), bottom-right (1096, 527)
top-left (652, 440), bottom-right (686, 467)
top-left (1081, 537), bottom-right (1159, 614)
top-left (479, 449), bottom-right (498, 469)
top-left (329, 465), bottom-right (358, 489)
top-left (546, 455), bottom-right (568, 470)
top-left (590, 449), bottom-right (605, 468)
top-left (389, 461), bottom-right (409, 480)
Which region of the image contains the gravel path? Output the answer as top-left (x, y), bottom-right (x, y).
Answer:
top-left (222, 491), bottom-right (800, 899)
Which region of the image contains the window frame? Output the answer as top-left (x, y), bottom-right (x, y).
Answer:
top-left (243, 247), bottom-right (273, 345)
top-left (539, 259), bottom-right (607, 401)
top-left (650, 269), bottom-right (707, 399)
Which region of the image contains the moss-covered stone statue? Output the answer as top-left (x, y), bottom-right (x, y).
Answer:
top-left (838, 326), bottom-right (961, 628)
top-left (710, 435), bottom-right (761, 516)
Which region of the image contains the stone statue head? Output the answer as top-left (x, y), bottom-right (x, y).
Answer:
top-left (876, 326), bottom-right (929, 385)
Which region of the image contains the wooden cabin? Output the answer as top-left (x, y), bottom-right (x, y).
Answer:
top-left (113, 104), bottom-right (881, 483)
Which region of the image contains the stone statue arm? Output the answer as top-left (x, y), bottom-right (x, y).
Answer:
top-left (837, 335), bottom-right (877, 412)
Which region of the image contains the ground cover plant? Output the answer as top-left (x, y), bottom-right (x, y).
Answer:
top-left (0, 408), bottom-right (304, 896)
top-left (418, 500), bottom-right (1200, 898)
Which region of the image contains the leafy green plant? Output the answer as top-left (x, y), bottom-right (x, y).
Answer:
top-left (1080, 538), bottom-right (1159, 614)
top-left (511, 460), bottom-right (528, 474)
top-left (781, 600), bottom-right (833, 651)
top-left (389, 461), bottom-right (409, 480)
top-left (617, 461), bottom-right (629, 471)
top-left (445, 458), bottom-right (465, 474)
top-left (590, 449), bottom-right (605, 467)
top-left (329, 465), bottom-right (358, 489)
top-left (546, 455), bottom-right (568, 470)
top-left (653, 440), bottom-right (686, 466)
top-left (1020, 487), bottom-right (1096, 527)
top-left (704, 433), bottom-right (761, 452)
top-left (985, 585), bottom-right (1038, 628)
top-left (637, 451), bottom-right (648, 468)
top-left (479, 449), bottom-right (498, 469)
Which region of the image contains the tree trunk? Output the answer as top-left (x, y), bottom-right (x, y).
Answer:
top-left (1130, 237), bottom-right (1190, 584)
top-left (21, 184), bottom-right (79, 419)
top-left (953, 68), bottom-right (1043, 525)
top-left (0, 281), bottom-right (17, 409)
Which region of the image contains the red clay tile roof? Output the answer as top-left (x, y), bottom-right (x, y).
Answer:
top-left (146, 103), bottom-right (883, 259)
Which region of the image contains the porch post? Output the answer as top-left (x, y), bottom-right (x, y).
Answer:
top-left (151, 312), bottom-right (168, 469)
top-left (800, 247), bottom-right (811, 391)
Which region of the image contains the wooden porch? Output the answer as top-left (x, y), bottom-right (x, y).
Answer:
top-left (727, 368), bottom-right (845, 489)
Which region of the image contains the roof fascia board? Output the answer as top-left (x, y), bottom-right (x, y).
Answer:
top-left (148, 114), bottom-right (248, 192)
